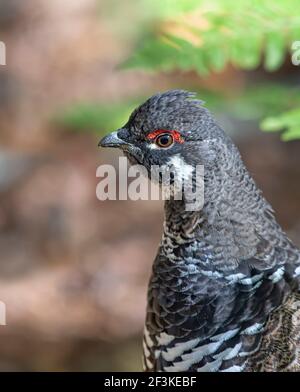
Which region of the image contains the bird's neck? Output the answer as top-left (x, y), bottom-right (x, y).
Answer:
top-left (161, 155), bottom-right (281, 274)
top-left (162, 161), bottom-right (272, 258)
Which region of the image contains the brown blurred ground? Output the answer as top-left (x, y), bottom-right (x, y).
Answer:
top-left (0, 0), bottom-right (300, 371)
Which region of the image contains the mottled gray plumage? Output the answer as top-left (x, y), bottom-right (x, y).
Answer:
top-left (100, 90), bottom-right (300, 372)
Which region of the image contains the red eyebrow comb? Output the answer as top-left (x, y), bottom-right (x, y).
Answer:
top-left (146, 130), bottom-right (184, 143)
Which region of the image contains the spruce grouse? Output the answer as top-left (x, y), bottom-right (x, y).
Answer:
top-left (99, 90), bottom-right (300, 372)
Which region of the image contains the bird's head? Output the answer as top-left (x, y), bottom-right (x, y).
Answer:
top-left (99, 90), bottom-right (228, 181)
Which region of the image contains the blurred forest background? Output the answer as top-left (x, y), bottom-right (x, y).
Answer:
top-left (0, 0), bottom-right (300, 371)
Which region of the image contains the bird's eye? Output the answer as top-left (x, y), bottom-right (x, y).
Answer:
top-left (155, 133), bottom-right (174, 148)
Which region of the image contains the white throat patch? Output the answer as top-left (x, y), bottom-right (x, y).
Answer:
top-left (168, 154), bottom-right (193, 181)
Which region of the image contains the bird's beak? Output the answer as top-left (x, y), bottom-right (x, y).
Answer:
top-left (98, 130), bottom-right (129, 149)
